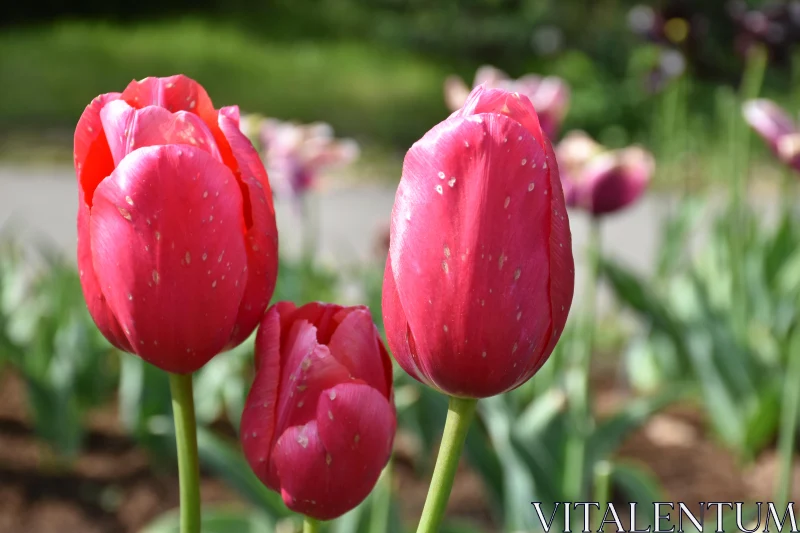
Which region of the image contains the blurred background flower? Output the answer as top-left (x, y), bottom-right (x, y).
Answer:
top-left (252, 117), bottom-right (360, 202)
top-left (444, 66), bottom-right (570, 140)
top-left (557, 130), bottom-right (654, 216)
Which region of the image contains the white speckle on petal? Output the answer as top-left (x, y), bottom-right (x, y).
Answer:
top-left (436, 185), bottom-right (443, 195)
top-left (125, 195), bottom-right (134, 206)
top-left (152, 270), bottom-right (160, 284)
top-left (211, 280), bottom-right (217, 288)
top-left (329, 390), bottom-right (337, 400)
top-left (482, 351), bottom-right (487, 358)
top-left (504, 197), bottom-right (510, 209)
top-left (185, 251), bottom-right (191, 264)
top-left (444, 246), bottom-right (451, 258)
top-left (443, 325), bottom-right (448, 333)
top-left (521, 159), bottom-right (527, 166)
top-left (528, 183), bottom-right (535, 192)
top-left (514, 268), bottom-right (521, 280)
top-left (448, 177), bottom-right (456, 187)
top-left (442, 261), bottom-right (449, 274)
top-left (118, 207), bottom-right (132, 221)
top-left (517, 311), bottom-right (522, 321)
top-left (438, 171), bottom-right (446, 180)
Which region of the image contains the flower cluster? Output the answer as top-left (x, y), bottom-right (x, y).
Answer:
top-left (75, 76), bottom-right (580, 527)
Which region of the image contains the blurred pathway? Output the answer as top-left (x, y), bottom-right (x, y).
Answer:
top-left (0, 165), bottom-right (777, 312)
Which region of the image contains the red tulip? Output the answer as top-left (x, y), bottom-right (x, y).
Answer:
top-left (556, 131), bottom-right (654, 216)
top-left (382, 86), bottom-right (575, 399)
top-left (241, 302), bottom-right (396, 520)
top-left (74, 75), bottom-right (279, 374)
top-left (743, 99), bottom-right (800, 171)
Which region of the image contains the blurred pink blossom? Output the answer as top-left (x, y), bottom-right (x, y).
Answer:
top-left (556, 131), bottom-right (654, 216)
top-left (253, 117), bottom-right (360, 199)
top-left (444, 66), bottom-right (570, 140)
top-left (743, 99), bottom-right (800, 171)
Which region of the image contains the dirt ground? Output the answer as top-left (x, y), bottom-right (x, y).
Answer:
top-left (0, 369), bottom-right (797, 533)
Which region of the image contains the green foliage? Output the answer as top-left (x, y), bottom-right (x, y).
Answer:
top-left (0, 239), bottom-right (118, 458)
top-left (602, 199), bottom-right (800, 460)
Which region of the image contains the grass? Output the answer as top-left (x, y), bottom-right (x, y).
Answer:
top-left (0, 19), bottom-right (450, 150)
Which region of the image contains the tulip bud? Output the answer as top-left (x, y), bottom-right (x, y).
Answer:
top-left (241, 302), bottom-right (396, 521)
top-left (556, 131), bottom-right (654, 216)
top-left (744, 99), bottom-right (800, 171)
top-left (74, 75), bottom-right (279, 373)
top-left (383, 86), bottom-right (575, 399)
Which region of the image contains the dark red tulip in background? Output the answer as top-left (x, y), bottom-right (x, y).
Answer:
top-left (383, 86), bottom-right (575, 399)
top-left (75, 75), bottom-right (278, 374)
top-left (240, 302), bottom-right (396, 521)
top-left (556, 131), bottom-right (653, 216)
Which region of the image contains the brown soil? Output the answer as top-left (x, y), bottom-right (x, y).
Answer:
top-left (0, 367), bottom-right (797, 533)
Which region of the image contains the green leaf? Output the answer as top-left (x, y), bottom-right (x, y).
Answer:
top-left (598, 257), bottom-right (685, 350)
top-left (589, 384), bottom-right (687, 465)
top-left (612, 462), bottom-right (665, 512)
top-left (196, 426), bottom-right (291, 518)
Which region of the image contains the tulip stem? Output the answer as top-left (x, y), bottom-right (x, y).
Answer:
top-left (774, 334), bottom-right (800, 510)
top-left (416, 396), bottom-right (478, 533)
top-left (563, 219), bottom-right (601, 510)
top-left (303, 516), bottom-right (321, 533)
top-left (169, 373), bottom-right (201, 533)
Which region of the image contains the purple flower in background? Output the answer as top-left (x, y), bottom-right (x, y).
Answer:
top-left (444, 66), bottom-right (570, 140)
top-left (556, 131), bottom-right (654, 216)
top-left (254, 117), bottom-right (360, 200)
top-left (743, 99), bottom-right (800, 171)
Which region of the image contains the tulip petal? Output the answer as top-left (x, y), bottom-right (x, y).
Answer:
top-left (75, 92), bottom-right (121, 202)
top-left (89, 145), bottom-right (248, 373)
top-left (272, 383), bottom-right (395, 520)
top-left (218, 111), bottom-right (279, 346)
top-left (381, 260), bottom-right (430, 386)
top-left (274, 320), bottom-right (352, 433)
top-left (327, 307), bottom-right (393, 397)
top-left (389, 112), bottom-right (569, 397)
top-left (522, 139), bottom-right (574, 383)
top-left (456, 86), bottom-right (547, 149)
top-left (241, 306), bottom-right (283, 489)
top-left (100, 101), bottom-right (221, 166)
top-left (120, 75), bottom-right (217, 121)
top-left (75, 92), bottom-right (131, 351)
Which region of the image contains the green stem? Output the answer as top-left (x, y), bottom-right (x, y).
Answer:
top-left (416, 396), bottom-right (478, 533)
top-left (593, 461), bottom-right (613, 529)
top-left (303, 516), bottom-right (321, 533)
top-left (169, 373), bottom-right (201, 533)
top-left (563, 219), bottom-right (601, 506)
top-left (775, 338), bottom-right (800, 509)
